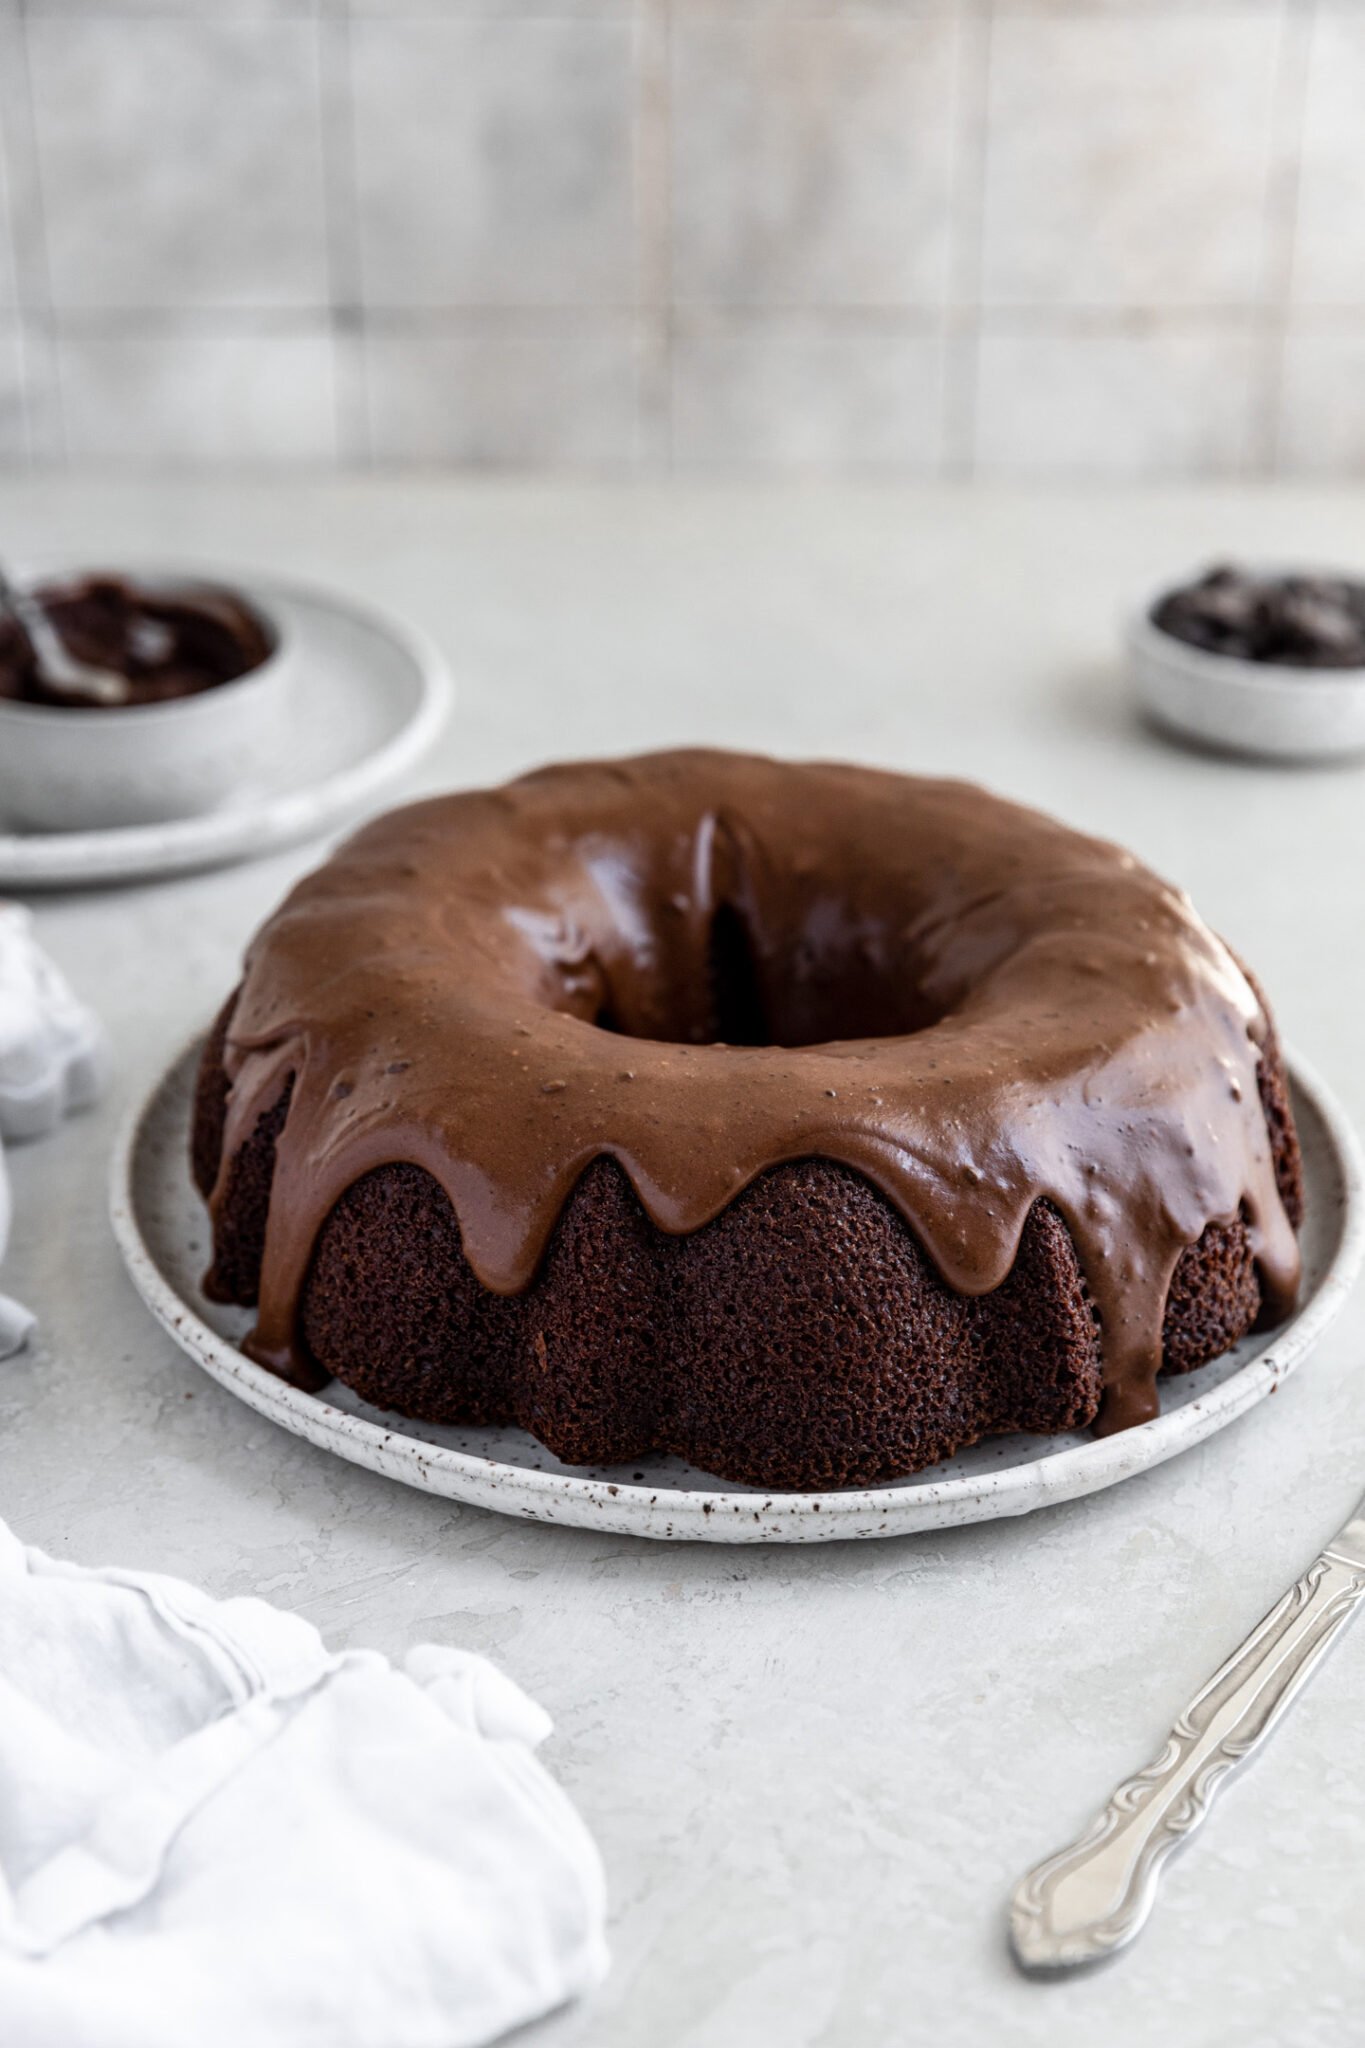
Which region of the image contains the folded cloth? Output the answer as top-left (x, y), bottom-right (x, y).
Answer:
top-left (0, 905), bottom-right (106, 1145)
top-left (0, 904), bottom-right (108, 1355)
top-left (0, 1523), bottom-right (608, 2048)
top-left (0, 1148), bottom-right (31, 1358)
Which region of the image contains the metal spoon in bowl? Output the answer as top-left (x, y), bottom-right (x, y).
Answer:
top-left (0, 566), bottom-right (133, 707)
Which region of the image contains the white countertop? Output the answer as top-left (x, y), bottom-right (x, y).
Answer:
top-left (3, 477), bottom-right (1364, 2048)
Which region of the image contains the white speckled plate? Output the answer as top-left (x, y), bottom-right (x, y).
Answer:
top-left (0, 570), bottom-right (452, 888)
top-left (111, 1043), bottom-right (1364, 1544)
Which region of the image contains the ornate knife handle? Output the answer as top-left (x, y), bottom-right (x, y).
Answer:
top-left (1010, 1530), bottom-right (1365, 1972)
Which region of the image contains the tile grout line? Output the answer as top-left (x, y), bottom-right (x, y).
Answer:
top-left (318, 1), bottom-right (369, 467)
top-left (1, 6), bottom-right (63, 467)
top-left (632, 0), bottom-right (672, 473)
top-left (0, 12), bottom-right (21, 467)
top-left (34, 305), bottom-right (1365, 337)
top-left (1257, 0), bottom-right (1315, 480)
top-left (940, 0), bottom-right (992, 482)
top-left (0, 312), bottom-right (1257, 328)
top-left (15, 305), bottom-right (1358, 337)
top-left (662, 0), bottom-right (675, 474)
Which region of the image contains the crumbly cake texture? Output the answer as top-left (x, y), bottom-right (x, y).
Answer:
top-left (193, 751), bottom-right (1304, 1491)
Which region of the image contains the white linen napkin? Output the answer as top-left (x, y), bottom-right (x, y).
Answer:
top-left (0, 1522), bottom-right (608, 2047)
top-left (0, 903), bottom-right (107, 1355)
top-left (0, 1149), bottom-right (27, 1358)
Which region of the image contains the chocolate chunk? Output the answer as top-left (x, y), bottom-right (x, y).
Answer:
top-left (1153, 563), bottom-right (1365, 669)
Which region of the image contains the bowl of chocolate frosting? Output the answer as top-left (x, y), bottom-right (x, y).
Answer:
top-left (1128, 562), bottom-right (1365, 762)
top-left (0, 570), bottom-right (288, 831)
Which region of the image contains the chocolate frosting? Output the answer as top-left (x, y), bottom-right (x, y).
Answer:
top-left (0, 574), bottom-right (273, 708)
top-left (209, 750), bottom-right (1301, 1434)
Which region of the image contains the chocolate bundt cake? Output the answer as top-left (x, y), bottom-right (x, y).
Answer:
top-left (194, 750), bottom-right (1304, 1490)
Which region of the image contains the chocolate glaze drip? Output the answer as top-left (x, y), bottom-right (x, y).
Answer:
top-left (208, 750), bottom-right (1301, 1433)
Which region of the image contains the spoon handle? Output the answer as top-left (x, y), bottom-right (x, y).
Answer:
top-left (1009, 1500), bottom-right (1365, 1973)
top-left (0, 569), bottom-right (127, 704)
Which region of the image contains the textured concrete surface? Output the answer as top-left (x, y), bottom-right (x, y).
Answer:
top-left (2, 479), bottom-right (1365, 2047)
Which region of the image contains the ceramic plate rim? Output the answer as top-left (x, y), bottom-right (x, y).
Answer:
top-left (110, 1041), bottom-right (1365, 1544)
top-left (0, 565), bottom-right (453, 887)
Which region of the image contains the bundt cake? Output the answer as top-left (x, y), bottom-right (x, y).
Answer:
top-left (193, 750), bottom-right (1304, 1490)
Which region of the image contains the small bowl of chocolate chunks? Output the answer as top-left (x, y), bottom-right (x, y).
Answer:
top-left (1129, 562), bottom-right (1365, 762)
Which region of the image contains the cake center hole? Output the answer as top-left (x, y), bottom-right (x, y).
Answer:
top-left (707, 901), bottom-right (769, 1046)
top-left (589, 898), bottom-right (942, 1050)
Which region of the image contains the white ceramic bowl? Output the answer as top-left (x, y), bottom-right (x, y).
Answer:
top-left (1128, 567), bottom-right (1365, 763)
top-left (0, 577), bottom-right (290, 832)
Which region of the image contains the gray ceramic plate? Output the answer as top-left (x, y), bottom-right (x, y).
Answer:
top-left (0, 570), bottom-right (452, 887)
top-left (111, 1042), bottom-right (1364, 1544)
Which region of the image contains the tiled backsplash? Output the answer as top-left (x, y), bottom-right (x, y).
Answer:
top-left (0, 0), bottom-right (1361, 477)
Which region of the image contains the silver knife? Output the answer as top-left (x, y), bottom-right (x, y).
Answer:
top-left (1010, 1491), bottom-right (1365, 1972)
